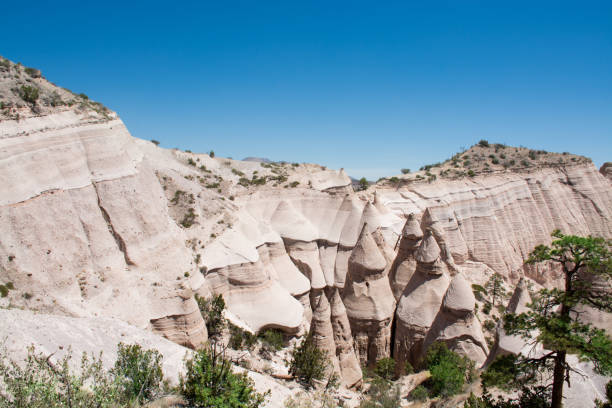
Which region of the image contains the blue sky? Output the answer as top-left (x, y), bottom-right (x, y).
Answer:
top-left (3, 1), bottom-right (611, 179)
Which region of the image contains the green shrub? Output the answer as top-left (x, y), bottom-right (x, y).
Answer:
top-left (374, 357), bottom-right (396, 380)
top-left (24, 67), bottom-right (41, 78)
top-left (289, 333), bottom-right (329, 388)
top-left (409, 385), bottom-right (429, 401)
top-left (481, 354), bottom-right (519, 391)
top-left (401, 168), bottom-right (410, 174)
top-left (359, 377), bottom-right (401, 408)
top-left (209, 150), bottom-right (215, 158)
top-left (229, 324), bottom-right (257, 350)
top-left (467, 170), bottom-right (476, 177)
top-left (358, 177), bottom-right (368, 191)
top-left (188, 158), bottom-right (196, 166)
top-left (259, 329), bottom-right (284, 351)
top-left (180, 208), bottom-right (197, 228)
top-left (180, 346), bottom-right (267, 408)
top-left (0, 285), bottom-right (8, 298)
top-left (19, 85), bottom-right (39, 103)
top-left (113, 342), bottom-right (163, 403)
top-left (528, 150), bottom-right (537, 160)
top-left (404, 361), bottom-right (414, 374)
top-left (290, 181), bottom-right (299, 188)
top-left (478, 140), bottom-right (490, 147)
top-left (482, 302), bottom-right (492, 314)
top-left (483, 319), bottom-right (496, 331)
top-left (196, 294), bottom-right (226, 338)
top-left (0, 343), bottom-right (164, 408)
top-left (424, 342), bottom-right (473, 398)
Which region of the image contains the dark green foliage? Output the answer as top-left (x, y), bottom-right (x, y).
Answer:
top-left (180, 208), bottom-right (197, 228)
top-left (289, 181), bottom-right (299, 188)
top-left (471, 284), bottom-right (487, 301)
top-left (0, 343), bottom-right (164, 408)
top-left (113, 342), bottom-right (163, 403)
top-left (463, 386), bottom-right (551, 408)
top-left (289, 333), bottom-right (329, 388)
top-left (358, 177), bottom-right (368, 191)
top-left (408, 385), bottom-right (428, 401)
top-left (171, 189), bottom-right (185, 204)
top-left (229, 324), bottom-right (258, 350)
top-left (485, 273), bottom-right (507, 308)
top-left (374, 357), bottom-right (396, 380)
top-left (188, 158), bottom-right (196, 166)
top-left (481, 354), bottom-right (520, 391)
top-left (504, 231), bottom-right (612, 408)
top-left (596, 380), bottom-right (612, 408)
top-left (388, 176), bottom-right (400, 184)
top-left (24, 67), bottom-right (41, 78)
top-left (19, 85), bottom-right (39, 103)
top-left (483, 319), bottom-right (496, 331)
top-left (180, 346), bottom-right (266, 408)
top-left (424, 342), bottom-right (473, 398)
top-left (78, 93), bottom-right (88, 100)
top-left (209, 150), bottom-right (215, 158)
top-left (404, 361), bottom-right (413, 374)
top-left (359, 377), bottom-right (401, 408)
top-left (259, 329), bottom-right (284, 351)
top-left (482, 302), bottom-right (492, 314)
top-left (528, 150), bottom-right (537, 160)
top-left (0, 285), bottom-right (8, 297)
top-left (401, 168), bottom-right (410, 174)
top-left (196, 294), bottom-right (226, 338)
top-left (478, 139), bottom-right (490, 147)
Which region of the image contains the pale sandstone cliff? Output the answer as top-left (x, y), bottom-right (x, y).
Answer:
top-left (1, 64), bottom-right (611, 404)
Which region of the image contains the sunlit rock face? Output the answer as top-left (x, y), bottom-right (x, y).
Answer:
top-left (2, 76), bottom-right (611, 391)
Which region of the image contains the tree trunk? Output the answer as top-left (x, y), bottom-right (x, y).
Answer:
top-left (551, 350), bottom-right (566, 408)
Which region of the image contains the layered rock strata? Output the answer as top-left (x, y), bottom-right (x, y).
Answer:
top-left (2, 91), bottom-right (611, 390)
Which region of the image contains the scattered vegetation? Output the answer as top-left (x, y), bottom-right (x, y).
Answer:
top-left (400, 168), bottom-right (410, 174)
top-left (359, 377), bottom-right (401, 408)
top-left (0, 343), bottom-right (165, 407)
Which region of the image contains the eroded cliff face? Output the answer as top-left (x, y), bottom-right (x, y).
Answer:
top-left (2, 103), bottom-right (611, 390)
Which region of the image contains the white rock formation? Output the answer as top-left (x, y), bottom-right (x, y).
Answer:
top-left (1, 69), bottom-right (611, 402)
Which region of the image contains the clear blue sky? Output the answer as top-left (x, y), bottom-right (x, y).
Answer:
top-left (3, 1), bottom-right (611, 179)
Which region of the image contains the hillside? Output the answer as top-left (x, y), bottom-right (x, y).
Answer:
top-left (1, 60), bottom-right (611, 407)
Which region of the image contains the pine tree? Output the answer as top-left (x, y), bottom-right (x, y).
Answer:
top-left (504, 230), bottom-right (612, 408)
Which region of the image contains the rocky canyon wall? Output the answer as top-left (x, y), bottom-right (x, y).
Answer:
top-left (2, 109), bottom-right (611, 389)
